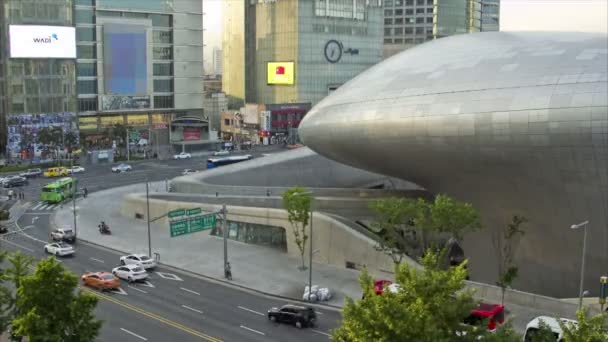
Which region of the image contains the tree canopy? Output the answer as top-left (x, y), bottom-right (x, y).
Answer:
top-left (282, 187), bottom-right (312, 270)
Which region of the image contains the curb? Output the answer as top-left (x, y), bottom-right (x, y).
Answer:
top-left (50, 210), bottom-right (344, 312)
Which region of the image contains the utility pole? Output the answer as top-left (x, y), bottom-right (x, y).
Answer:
top-left (308, 209), bottom-right (313, 302)
top-left (126, 128), bottom-right (130, 161)
top-left (72, 181), bottom-right (77, 236)
top-left (146, 181), bottom-right (152, 258)
top-left (222, 204), bottom-right (228, 279)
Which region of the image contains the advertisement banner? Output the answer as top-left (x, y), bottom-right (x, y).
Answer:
top-left (100, 115), bottom-right (124, 128)
top-left (78, 117), bottom-right (98, 131)
top-left (183, 128), bottom-right (201, 141)
top-left (103, 23), bottom-right (148, 95)
top-left (267, 62), bottom-right (294, 85)
top-left (9, 25), bottom-right (76, 59)
top-left (261, 111), bottom-right (271, 131)
top-left (126, 114), bottom-right (149, 126)
top-left (101, 95), bottom-right (150, 111)
top-left (151, 113), bottom-right (170, 124)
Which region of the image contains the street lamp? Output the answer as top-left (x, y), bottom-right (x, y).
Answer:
top-left (571, 220), bottom-right (589, 311)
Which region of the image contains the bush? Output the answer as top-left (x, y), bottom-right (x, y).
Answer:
top-left (0, 210), bottom-right (10, 221)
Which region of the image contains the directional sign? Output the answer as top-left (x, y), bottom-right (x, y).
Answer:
top-left (190, 214), bottom-right (216, 233)
top-left (169, 213), bottom-right (216, 237)
top-left (168, 208), bottom-right (185, 218)
top-left (170, 219), bottom-right (189, 237)
top-left (186, 208), bottom-right (202, 216)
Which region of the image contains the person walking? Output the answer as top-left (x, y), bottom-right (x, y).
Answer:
top-left (83, 187), bottom-right (88, 198)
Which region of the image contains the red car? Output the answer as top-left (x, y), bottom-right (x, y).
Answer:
top-left (374, 280), bottom-right (393, 295)
top-left (464, 303), bottom-right (505, 332)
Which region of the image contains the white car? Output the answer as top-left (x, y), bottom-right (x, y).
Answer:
top-left (182, 169), bottom-right (198, 175)
top-left (112, 264), bottom-right (148, 282)
top-left (44, 242), bottom-right (75, 256)
top-left (50, 227), bottom-right (76, 242)
top-left (112, 163), bottom-right (132, 173)
top-left (120, 254), bottom-right (157, 269)
top-left (173, 152), bottom-right (192, 160)
top-left (213, 150), bottom-right (230, 156)
top-left (523, 316), bottom-right (578, 341)
top-left (68, 166), bottom-right (85, 174)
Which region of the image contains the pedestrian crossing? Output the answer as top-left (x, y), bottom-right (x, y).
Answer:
top-left (29, 202), bottom-right (61, 211)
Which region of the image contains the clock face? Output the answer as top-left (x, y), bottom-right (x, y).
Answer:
top-left (324, 40), bottom-right (342, 63)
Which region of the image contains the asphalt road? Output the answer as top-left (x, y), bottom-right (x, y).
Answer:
top-left (2, 147), bottom-right (284, 202)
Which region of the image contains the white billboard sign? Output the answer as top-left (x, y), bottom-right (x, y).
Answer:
top-left (9, 25), bottom-right (76, 59)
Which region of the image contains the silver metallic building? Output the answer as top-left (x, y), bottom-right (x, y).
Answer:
top-left (299, 32), bottom-right (608, 297)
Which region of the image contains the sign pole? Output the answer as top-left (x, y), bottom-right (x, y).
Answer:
top-left (72, 180), bottom-right (77, 237)
top-left (146, 181), bottom-right (152, 258)
top-left (222, 204), bottom-right (228, 279)
top-left (126, 128), bottom-right (130, 161)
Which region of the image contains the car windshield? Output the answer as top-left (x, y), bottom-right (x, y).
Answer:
top-left (102, 274), bottom-right (115, 280)
top-left (57, 243), bottom-right (70, 248)
top-left (132, 267), bottom-right (144, 272)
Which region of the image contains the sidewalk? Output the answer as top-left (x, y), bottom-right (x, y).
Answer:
top-left (53, 182), bottom-right (363, 307)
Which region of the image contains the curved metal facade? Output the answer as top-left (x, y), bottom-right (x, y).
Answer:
top-left (299, 32), bottom-right (608, 297)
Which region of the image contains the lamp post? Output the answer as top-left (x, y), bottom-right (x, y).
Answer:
top-left (571, 220), bottom-right (589, 311)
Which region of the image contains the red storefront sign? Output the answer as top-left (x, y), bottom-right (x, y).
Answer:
top-left (183, 128), bottom-right (201, 141)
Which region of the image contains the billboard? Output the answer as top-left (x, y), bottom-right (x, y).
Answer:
top-left (103, 24), bottom-right (148, 95)
top-left (183, 128), bottom-right (201, 141)
top-left (7, 113), bottom-right (79, 160)
top-left (101, 95), bottom-right (151, 111)
top-left (267, 62), bottom-right (294, 85)
top-left (9, 25), bottom-right (76, 59)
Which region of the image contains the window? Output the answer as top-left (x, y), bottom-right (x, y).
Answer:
top-left (77, 27), bottom-right (95, 41)
top-left (427, 0), bottom-right (433, 4)
top-left (96, 10), bottom-right (121, 17)
top-left (151, 14), bottom-right (172, 28)
top-left (124, 12), bottom-right (147, 19)
top-left (11, 102), bottom-right (25, 113)
top-left (406, 0), bottom-right (414, 5)
top-left (77, 63), bottom-right (96, 77)
top-left (406, 9), bottom-right (414, 15)
top-left (417, 0), bottom-right (424, 5)
top-left (153, 30), bottom-right (172, 44)
top-left (384, 18), bottom-right (393, 25)
top-left (416, 17), bottom-right (424, 23)
top-left (395, 18), bottom-right (404, 24)
top-left (384, 28), bottom-right (393, 36)
top-left (75, 9), bottom-right (94, 23)
top-left (77, 45), bottom-right (96, 59)
top-left (395, 9), bottom-right (403, 15)
top-left (427, 7), bottom-right (434, 13)
top-left (415, 27), bottom-right (424, 34)
top-left (153, 47), bottom-right (172, 60)
top-left (395, 27), bottom-right (403, 34)
top-left (78, 98), bottom-right (97, 112)
top-left (154, 95), bottom-right (173, 108)
top-left (11, 85), bottom-right (23, 95)
top-left (75, 0), bottom-right (94, 5)
top-left (405, 27), bottom-right (413, 34)
top-left (77, 80), bottom-right (97, 94)
top-left (394, 38), bottom-right (404, 44)
top-left (224, 119), bottom-right (230, 126)
top-left (406, 17), bottom-right (415, 24)
top-left (384, 38), bottom-right (393, 44)
top-left (384, 10), bottom-right (393, 16)
top-left (153, 79), bottom-right (173, 93)
top-left (395, 0), bottom-right (403, 5)
top-left (153, 63), bottom-right (173, 76)
top-left (416, 8), bottom-right (425, 14)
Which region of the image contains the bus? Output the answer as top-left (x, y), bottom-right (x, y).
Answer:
top-left (206, 155), bottom-right (253, 169)
top-left (40, 177), bottom-right (77, 203)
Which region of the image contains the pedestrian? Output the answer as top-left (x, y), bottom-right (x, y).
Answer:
top-left (83, 187), bottom-right (88, 198)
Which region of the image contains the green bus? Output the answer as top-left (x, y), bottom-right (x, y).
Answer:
top-left (40, 177), bottom-right (77, 203)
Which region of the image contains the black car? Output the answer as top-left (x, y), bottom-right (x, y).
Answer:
top-left (268, 305), bottom-right (317, 329)
top-left (19, 168), bottom-right (42, 178)
top-left (3, 176), bottom-right (28, 188)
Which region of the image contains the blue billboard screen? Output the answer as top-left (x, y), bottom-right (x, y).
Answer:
top-left (103, 24), bottom-right (147, 95)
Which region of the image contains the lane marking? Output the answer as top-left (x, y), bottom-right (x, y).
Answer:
top-left (239, 325), bottom-right (265, 335)
top-left (179, 287), bottom-right (200, 296)
top-left (140, 280), bottom-right (155, 288)
top-left (237, 306), bottom-right (265, 316)
top-left (155, 272), bottom-right (183, 281)
top-left (21, 212), bottom-right (52, 215)
top-left (90, 257), bottom-right (105, 263)
top-left (128, 285), bottom-right (148, 294)
top-left (181, 305), bottom-right (203, 314)
top-left (120, 328), bottom-right (148, 341)
top-left (39, 204), bottom-right (49, 210)
top-left (81, 287), bottom-right (222, 342)
top-left (111, 287), bottom-right (128, 295)
top-left (0, 239), bottom-right (35, 252)
top-left (312, 329), bottom-right (331, 337)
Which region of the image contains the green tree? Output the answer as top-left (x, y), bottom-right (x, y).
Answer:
top-left (282, 187), bottom-right (311, 270)
top-left (561, 309), bottom-right (608, 342)
top-left (64, 131), bottom-right (78, 148)
top-left (0, 252), bottom-right (13, 334)
top-left (111, 123), bottom-right (128, 147)
top-left (11, 258), bottom-right (102, 341)
top-left (3, 252), bottom-right (33, 340)
top-left (493, 215), bottom-right (527, 305)
top-left (38, 127), bottom-right (63, 147)
top-left (333, 250), bottom-right (499, 342)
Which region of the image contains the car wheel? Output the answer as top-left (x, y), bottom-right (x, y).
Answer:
top-left (55, 251), bottom-right (59, 256)
top-left (45, 247), bottom-right (48, 253)
top-left (269, 316), bottom-right (276, 322)
top-left (295, 321), bottom-right (303, 329)
top-left (120, 260), bottom-right (125, 265)
top-left (128, 276), bottom-right (133, 283)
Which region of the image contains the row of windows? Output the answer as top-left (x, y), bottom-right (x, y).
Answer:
top-left (153, 63), bottom-right (173, 76)
top-left (153, 47), bottom-right (173, 60)
top-left (8, 1), bottom-right (71, 24)
top-left (79, 95), bottom-right (175, 112)
top-left (312, 24), bottom-right (368, 36)
top-left (9, 61), bottom-right (72, 78)
top-left (11, 79), bottom-right (68, 96)
top-left (314, 0), bottom-right (367, 20)
top-left (385, 7), bottom-right (433, 16)
top-left (75, 9), bottom-right (172, 28)
top-left (77, 79), bottom-right (173, 94)
top-left (384, 0), bottom-right (433, 6)
top-left (10, 97), bottom-right (71, 114)
top-left (385, 27), bottom-right (433, 35)
top-left (78, 45), bottom-right (96, 59)
top-left (384, 37), bottom-right (430, 44)
top-left (78, 63), bottom-right (174, 77)
top-left (385, 17), bottom-right (433, 25)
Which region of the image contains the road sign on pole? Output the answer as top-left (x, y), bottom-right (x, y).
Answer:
top-left (169, 213), bottom-right (217, 237)
top-left (169, 219), bottom-right (189, 237)
top-left (186, 208), bottom-right (202, 216)
top-left (168, 208), bottom-right (186, 218)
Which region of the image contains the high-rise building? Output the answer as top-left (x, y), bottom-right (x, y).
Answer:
top-left (222, 0), bottom-right (383, 108)
top-left (213, 47), bottom-right (222, 76)
top-left (383, 0), bottom-right (500, 58)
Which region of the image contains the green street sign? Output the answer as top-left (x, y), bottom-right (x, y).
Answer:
top-left (190, 214), bottom-right (216, 233)
top-left (187, 208), bottom-right (202, 216)
top-left (169, 219), bottom-right (189, 237)
top-left (168, 208), bottom-right (185, 218)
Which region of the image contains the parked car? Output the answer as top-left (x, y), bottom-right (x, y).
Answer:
top-left (182, 169), bottom-right (198, 175)
top-left (112, 264), bottom-right (148, 282)
top-left (120, 254), bottom-right (157, 269)
top-left (173, 152), bottom-right (192, 160)
top-left (463, 303), bottom-right (505, 332)
top-left (44, 242), bottom-right (75, 257)
top-left (67, 166), bottom-right (85, 174)
top-left (2, 176), bottom-right (28, 188)
top-left (50, 227), bottom-right (76, 243)
top-left (268, 305), bottom-right (317, 329)
top-left (19, 168), bottom-right (42, 178)
top-left (112, 163), bottom-right (132, 173)
top-left (81, 272), bottom-right (120, 290)
top-left (213, 150), bottom-right (230, 156)
top-left (523, 316), bottom-right (578, 341)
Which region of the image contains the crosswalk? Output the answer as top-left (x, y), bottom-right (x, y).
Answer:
top-left (29, 201), bottom-right (61, 211)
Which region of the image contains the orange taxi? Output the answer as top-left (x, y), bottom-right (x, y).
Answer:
top-left (81, 271), bottom-right (120, 290)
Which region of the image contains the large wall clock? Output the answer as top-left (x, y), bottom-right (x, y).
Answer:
top-left (324, 40), bottom-right (342, 64)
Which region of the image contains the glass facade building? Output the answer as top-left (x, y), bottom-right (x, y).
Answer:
top-left (222, 0), bottom-right (383, 107)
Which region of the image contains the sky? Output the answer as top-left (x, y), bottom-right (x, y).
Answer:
top-left (202, 0), bottom-right (608, 73)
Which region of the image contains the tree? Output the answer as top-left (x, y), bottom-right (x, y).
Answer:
top-left (332, 249), bottom-right (508, 342)
top-left (64, 131), bottom-right (78, 148)
top-left (38, 127), bottom-right (63, 147)
top-left (11, 257), bottom-right (102, 341)
top-left (111, 123), bottom-right (128, 147)
top-left (493, 215), bottom-right (526, 305)
top-left (282, 187), bottom-right (311, 270)
top-left (0, 252), bottom-right (13, 334)
top-left (561, 309), bottom-right (608, 342)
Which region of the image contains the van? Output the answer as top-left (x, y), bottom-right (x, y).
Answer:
top-left (44, 167), bottom-right (69, 177)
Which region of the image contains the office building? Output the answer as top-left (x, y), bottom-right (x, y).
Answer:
top-left (383, 0), bottom-right (499, 58)
top-left (213, 47), bottom-right (222, 76)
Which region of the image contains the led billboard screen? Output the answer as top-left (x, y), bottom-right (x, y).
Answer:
top-left (267, 62), bottom-right (295, 85)
top-left (103, 24), bottom-right (148, 96)
top-left (9, 25), bottom-right (76, 58)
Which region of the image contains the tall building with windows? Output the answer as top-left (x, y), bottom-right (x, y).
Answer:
top-left (213, 47), bottom-right (222, 76)
top-left (74, 0), bottom-right (206, 151)
top-left (383, 0), bottom-right (499, 58)
top-left (0, 0), bottom-right (78, 159)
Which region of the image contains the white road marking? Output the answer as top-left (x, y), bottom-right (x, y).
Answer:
top-left (181, 305), bottom-right (203, 314)
top-left (312, 329), bottom-right (331, 337)
top-left (111, 287), bottom-right (128, 295)
top-left (0, 239), bottom-right (34, 252)
top-left (39, 204), bottom-right (49, 210)
top-left (120, 328), bottom-right (148, 341)
top-left (179, 287), bottom-right (200, 296)
top-left (140, 280), bottom-right (155, 288)
top-left (239, 325), bottom-right (265, 336)
top-left (48, 204), bottom-right (57, 210)
top-left (127, 285), bottom-right (148, 294)
top-left (316, 311), bottom-right (325, 315)
top-left (90, 257), bottom-right (104, 263)
top-left (32, 203), bottom-right (43, 210)
top-left (237, 306), bottom-right (265, 316)
top-left (155, 271), bottom-right (183, 281)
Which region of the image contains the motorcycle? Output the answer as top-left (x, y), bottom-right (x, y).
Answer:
top-left (98, 223), bottom-right (111, 235)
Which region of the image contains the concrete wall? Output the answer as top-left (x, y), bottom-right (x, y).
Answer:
top-left (121, 193), bottom-right (416, 276)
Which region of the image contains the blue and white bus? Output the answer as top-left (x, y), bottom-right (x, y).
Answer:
top-left (206, 155), bottom-right (253, 169)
